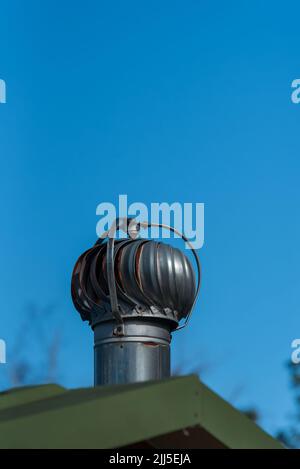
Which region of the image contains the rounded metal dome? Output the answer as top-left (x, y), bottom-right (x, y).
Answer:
top-left (71, 238), bottom-right (196, 323)
top-left (116, 239), bottom-right (196, 318)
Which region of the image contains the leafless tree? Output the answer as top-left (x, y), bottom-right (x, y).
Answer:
top-left (1, 302), bottom-right (61, 389)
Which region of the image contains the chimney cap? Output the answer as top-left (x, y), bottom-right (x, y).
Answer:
top-left (71, 219), bottom-right (201, 332)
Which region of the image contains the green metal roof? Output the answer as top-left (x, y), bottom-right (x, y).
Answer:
top-left (0, 375), bottom-right (283, 449)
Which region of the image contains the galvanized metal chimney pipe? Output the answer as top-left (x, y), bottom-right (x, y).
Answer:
top-left (94, 319), bottom-right (171, 385)
top-left (71, 218), bottom-right (200, 386)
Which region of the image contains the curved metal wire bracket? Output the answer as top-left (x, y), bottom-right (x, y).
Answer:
top-left (103, 218), bottom-right (201, 335)
top-left (138, 221), bottom-right (201, 332)
top-left (106, 218), bottom-right (139, 336)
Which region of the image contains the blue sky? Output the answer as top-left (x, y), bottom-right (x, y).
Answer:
top-left (0, 1), bottom-right (300, 436)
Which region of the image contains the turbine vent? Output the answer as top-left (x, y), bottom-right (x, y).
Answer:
top-left (71, 218), bottom-right (201, 386)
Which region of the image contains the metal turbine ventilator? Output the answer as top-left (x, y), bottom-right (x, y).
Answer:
top-left (71, 218), bottom-right (201, 386)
